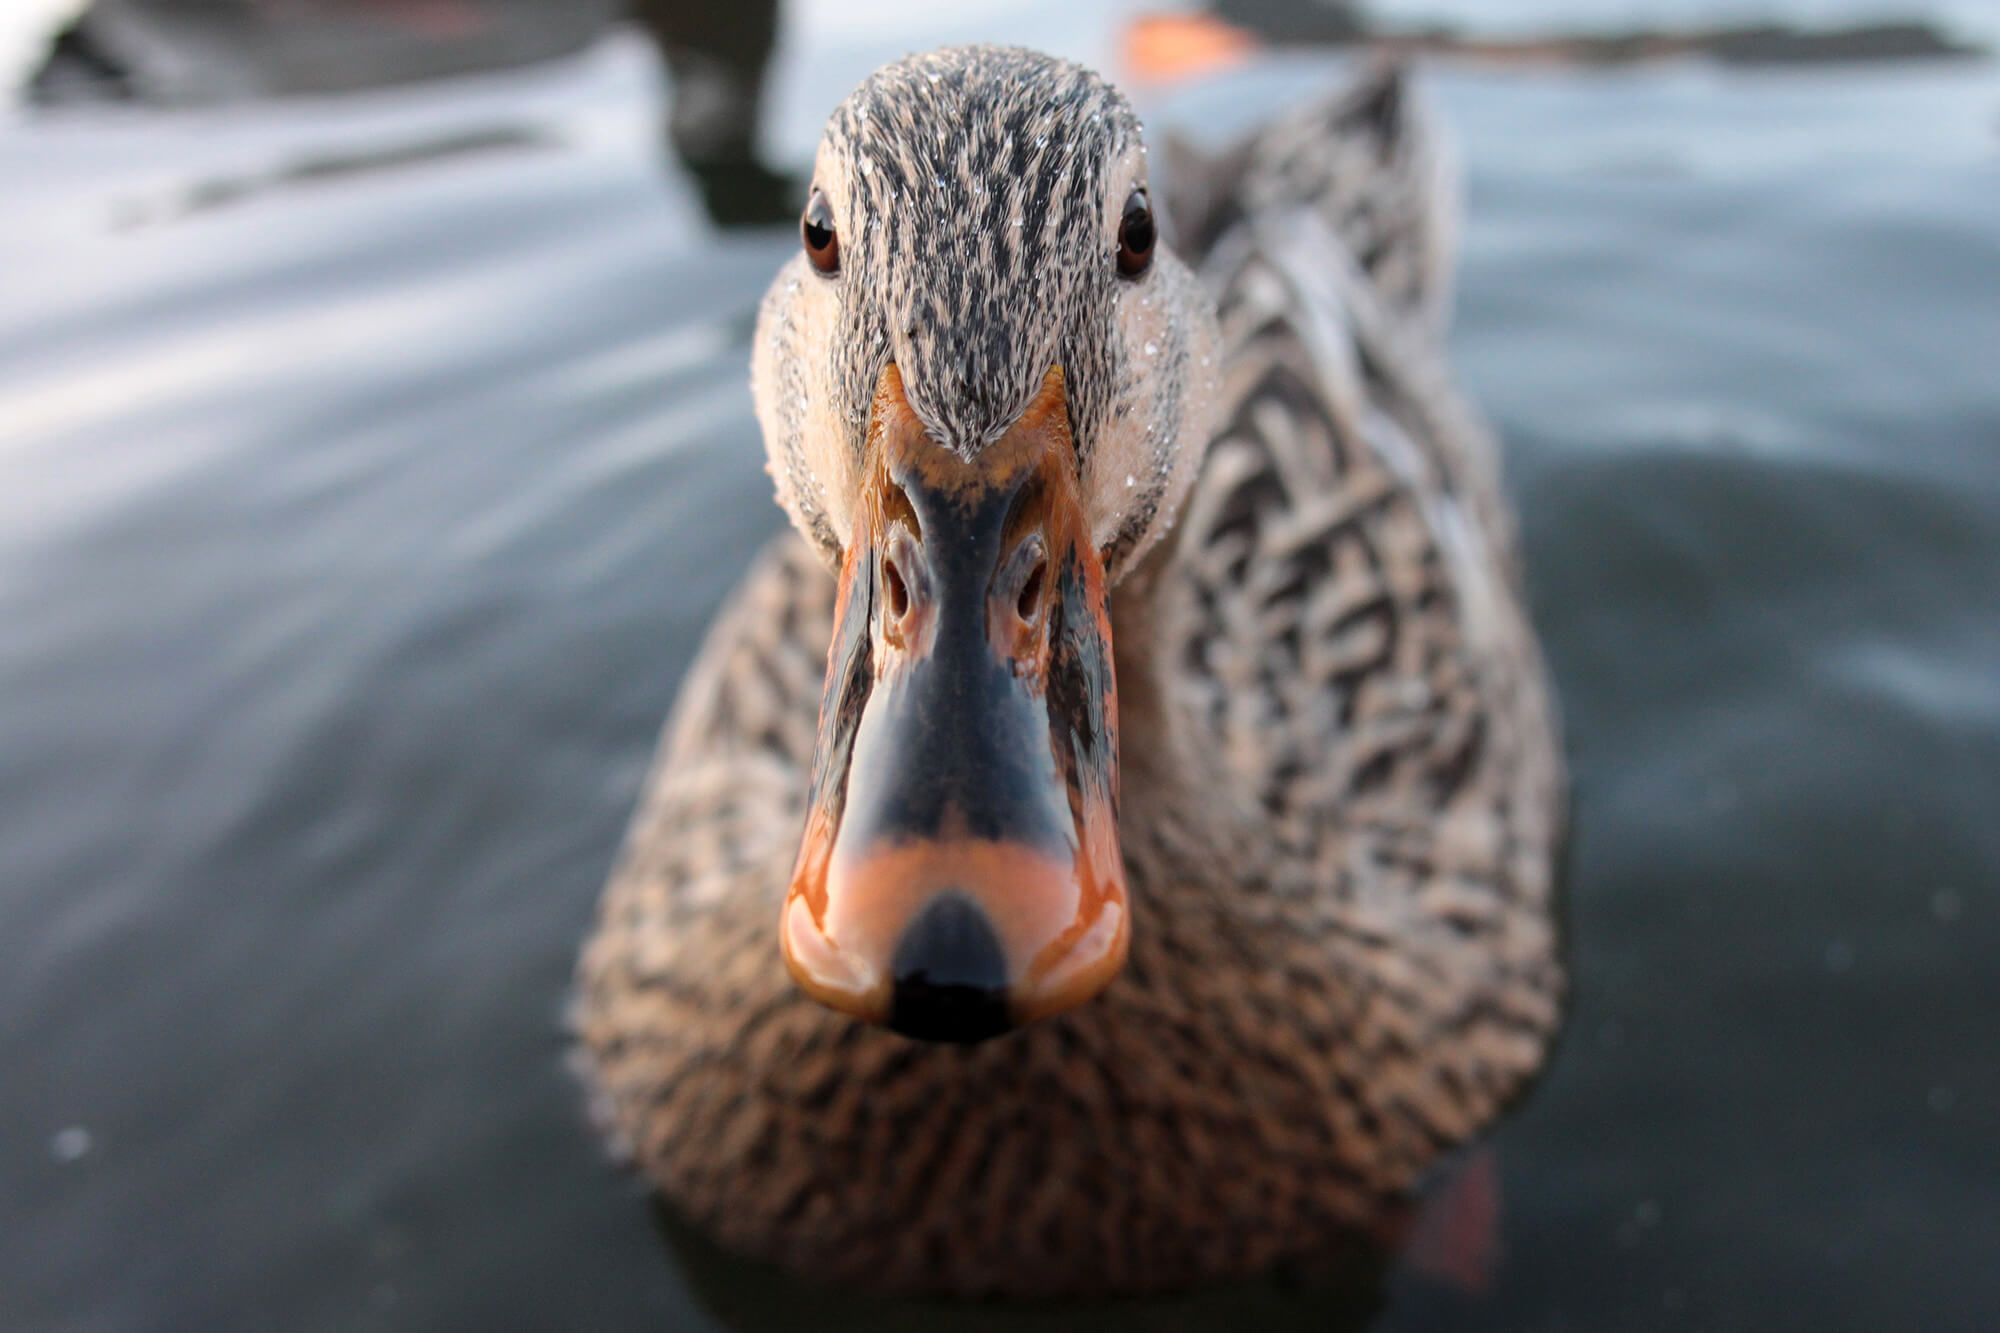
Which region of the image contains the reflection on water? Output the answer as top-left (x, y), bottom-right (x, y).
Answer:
top-left (107, 124), bottom-right (560, 229)
top-left (2, 2), bottom-right (1997, 1331)
top-left (654, 1200), bottom-right (1394, 1332)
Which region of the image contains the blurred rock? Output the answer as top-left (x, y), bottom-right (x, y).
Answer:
top-left (26, 0), bottom-right (617, 107)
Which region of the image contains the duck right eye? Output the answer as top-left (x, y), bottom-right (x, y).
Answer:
top-left (1116, 189), bottom-right (1154, 278)
top-left (803, 190), bottom-right (840, 275)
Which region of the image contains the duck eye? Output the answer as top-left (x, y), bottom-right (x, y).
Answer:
top-left (802, 189), bottom-right (840, 275)
top-left (1117, 189), bottom-right (1154, 278)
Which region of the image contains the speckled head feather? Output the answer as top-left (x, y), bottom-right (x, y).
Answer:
top-left (752, 45), bottom-right (1221, 583)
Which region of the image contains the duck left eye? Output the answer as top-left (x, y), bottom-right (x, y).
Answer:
top-left (1116, 189), bottom-right (1154, 278)
top-left (802, 189), bottom-right (840, 275)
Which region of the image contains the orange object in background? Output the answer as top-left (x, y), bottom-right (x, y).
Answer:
top-left (1123, 12), bottom-right (1260, 83)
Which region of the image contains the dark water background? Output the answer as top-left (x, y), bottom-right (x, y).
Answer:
top-left (3, 3), bottom-right (1997, 1329)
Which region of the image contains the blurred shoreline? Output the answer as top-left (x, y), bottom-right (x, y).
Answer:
top-left (1362, 19), bottom-right (1987, 69)
top-left (22, 1), bottom-right (1993, 113)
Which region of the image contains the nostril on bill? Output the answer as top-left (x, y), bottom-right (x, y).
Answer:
top-left (1016, 554), bottom-right (1045, 622)
top-left (888, 891), bottom-right (1011, 1043)
top-left (883, 552), bottom-right (910, 620)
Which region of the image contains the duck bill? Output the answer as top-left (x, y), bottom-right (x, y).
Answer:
top-left (782, 363), bottom-right (1127, 1042)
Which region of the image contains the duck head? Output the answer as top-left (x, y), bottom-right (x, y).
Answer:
top-left (750, 47), bottom-right (1221, 1042)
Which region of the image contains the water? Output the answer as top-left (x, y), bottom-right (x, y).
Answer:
top-left (3, 7), bottom-right (1997, 1331)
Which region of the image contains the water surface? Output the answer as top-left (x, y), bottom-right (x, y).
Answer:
top-left (2, 8), bottom-right (1996, 1331)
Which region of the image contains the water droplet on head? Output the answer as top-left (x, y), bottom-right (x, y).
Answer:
top-left (1144, 340), bottom-right (1158, 357)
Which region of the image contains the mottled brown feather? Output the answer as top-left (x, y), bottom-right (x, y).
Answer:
top-left (574, 53), bottom-right (1564, 1298)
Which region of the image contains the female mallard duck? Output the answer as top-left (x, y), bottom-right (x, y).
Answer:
top-left (576, 45), bottom-right (1564, 1298)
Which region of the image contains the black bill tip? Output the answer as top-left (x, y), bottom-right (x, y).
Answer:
top-left (888, 892), bottom-right (1012, 1043)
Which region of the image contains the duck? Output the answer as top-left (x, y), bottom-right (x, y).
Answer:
top-left (574, 44), bottom-right (1565, 1299)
